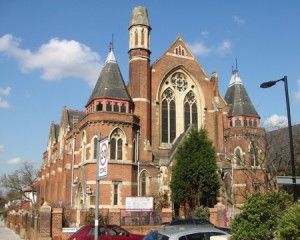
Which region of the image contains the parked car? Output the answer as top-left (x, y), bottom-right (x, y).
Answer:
top-left (145, 225), bottom-right (231, 240)
top-left (163, 218), bottom-right (231, 234)
top-left (68, 224), bottom-right (145, 240)
top-left (168, 218), bottom-right (212, 226)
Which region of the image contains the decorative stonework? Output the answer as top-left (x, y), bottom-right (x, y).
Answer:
top-left (171, 73), bottom-right (188, 92)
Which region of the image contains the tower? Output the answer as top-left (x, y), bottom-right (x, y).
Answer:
top-left (128, 6), bottom-right (152, 161)
top-left (223, 66), bottom-right (266, 209)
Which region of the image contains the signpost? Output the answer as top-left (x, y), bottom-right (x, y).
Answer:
top-left (95, 135), bottom-right (109, 240)
top-left (99, 139), bottom-right (109, 179)
top-left (277, 176), bottom-right (300, 185)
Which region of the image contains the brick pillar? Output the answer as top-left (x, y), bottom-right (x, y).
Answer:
top-left (52, 208), bottom-right (63, 240)
top-left (161, 208), bottom-right (173, 224)
top-left (39, 201), bottom-right (52, 240)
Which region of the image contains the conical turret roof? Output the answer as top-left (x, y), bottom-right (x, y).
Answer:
top-left (225, 69), bottom-right (259, 117)
top-left (86, 49), bottom-right (131, 106)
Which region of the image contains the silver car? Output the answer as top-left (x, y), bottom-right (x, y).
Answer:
top-left (144, 225), bottom-right (231, 240)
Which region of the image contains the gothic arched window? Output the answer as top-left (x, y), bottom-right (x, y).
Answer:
top-left (113, 103), bottom-right (119, 112)
top-left (250, 142), bottom-right (259, 167)
top-left (184, 91), bottom-right (198, 131)
top-left (161, 88), bottom-right (176, 143)
top-left (96, 102), bottom-right (103, 111)
top-left (110, 128), bottom-right (125, 161)
top-left (141, 171), bottom-right (147, 196)
top-left (234, 147), bottom-right (243, 166)
top-left (107, 102), bottom-right (112, 111)
top-left (235, 119), bottom-right (241, 127)
top-left (121, 103), bottom-right (126, 113)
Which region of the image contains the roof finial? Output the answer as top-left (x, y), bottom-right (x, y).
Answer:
top-left (235, 58), bottom-right (238, 72)
top-left (109, 34), bottom-right (114, 52)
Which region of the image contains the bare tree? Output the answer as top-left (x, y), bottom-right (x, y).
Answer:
top-left (221, 129), bottom-right (294, 208)
top-left (0, 161), bottom-right (37, 205)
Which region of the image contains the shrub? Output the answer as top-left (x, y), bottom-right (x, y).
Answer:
top-left (231, 191), bottom-right (292, 240)
top-left (191, 206), bottom-right (210, 220)
top-left (277, 203), bottom-right (300, 240)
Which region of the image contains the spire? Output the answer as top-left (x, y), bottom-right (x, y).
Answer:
top-left (225, 65), bottom-right (259, 117)
top-left (86, 47), bottom-right (131, 107)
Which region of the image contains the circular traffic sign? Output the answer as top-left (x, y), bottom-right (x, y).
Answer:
top-left (100, 143), bottom-right (108, 166)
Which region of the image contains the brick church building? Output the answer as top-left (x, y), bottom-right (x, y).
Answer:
top-left (37, 6), bottom-right (266, 222)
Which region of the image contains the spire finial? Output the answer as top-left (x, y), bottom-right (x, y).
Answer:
top-left (235, 58), bottom-right (238, 71)
top-left (109, 34), bottom-right (114, 52)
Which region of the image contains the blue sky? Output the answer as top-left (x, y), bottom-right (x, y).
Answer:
top-left (1, 0), bottom-right (300, 175)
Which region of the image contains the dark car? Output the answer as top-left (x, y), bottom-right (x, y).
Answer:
top-left (68, 224), bottom-right (144, 240)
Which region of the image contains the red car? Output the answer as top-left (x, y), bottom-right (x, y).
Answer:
top-left (68, 224), bottom-right (144, 240)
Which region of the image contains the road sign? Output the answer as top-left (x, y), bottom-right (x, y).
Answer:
top-left (98, 139), bottom-right (109, 179)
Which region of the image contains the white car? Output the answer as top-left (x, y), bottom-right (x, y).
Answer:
top-left (144, 225), bottom-right (231, 240)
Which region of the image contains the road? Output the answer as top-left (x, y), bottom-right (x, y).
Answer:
top-left (0, 220), bottom-right (21, 240)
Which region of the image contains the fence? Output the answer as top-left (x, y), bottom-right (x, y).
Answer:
top-left (120, 209), bottom-right (161, 226)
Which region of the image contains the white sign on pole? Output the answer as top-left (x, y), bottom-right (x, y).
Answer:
top-left (99, 139), bottom-right (109, 179)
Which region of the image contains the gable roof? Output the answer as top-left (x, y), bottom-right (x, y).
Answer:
top-left (151, 36), bottom-right (208, 78)
top-left (224, 70), bottom-right (259, 117)
top-left (86, 49), bottom-right (131, 106)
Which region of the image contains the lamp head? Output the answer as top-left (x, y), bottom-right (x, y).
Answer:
top-left (260, 80), bottom-right (277, 88)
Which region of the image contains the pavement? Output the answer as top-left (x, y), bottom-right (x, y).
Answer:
top-left (0, 220), bottom-right (21, 240)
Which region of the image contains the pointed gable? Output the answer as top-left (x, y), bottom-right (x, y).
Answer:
top-left (225, 70), bottom-right (259, 117)
top-left (86, 49), bottom-right (131, 107)
top-left (165, 37), bottom-right (195, 60)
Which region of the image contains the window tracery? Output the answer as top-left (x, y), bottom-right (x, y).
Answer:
top-left (161, 88), bottom-right (176, 143)
top-left (171, 72), bottom-right (188, 92)
top-left (184, 91), bottom-right (198, 130)
top-left (110, 128), bottom-right (124, 161)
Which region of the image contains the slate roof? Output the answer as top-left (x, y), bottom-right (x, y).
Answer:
top-left (224, 70), bottom-right (259, 117)
top-left (66, 109), bottom-right (85, 129)
top-left (86, 49), bottom-right (131, 106)
top-left (129, 6), bottom-right (150, 27)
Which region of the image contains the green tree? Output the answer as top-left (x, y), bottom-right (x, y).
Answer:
top-left (277, 203), bottom-right (300, 240)
top-left (170, 127), bottom-right (220, 212)
top-left (231, 191), bottom-right (292, 240)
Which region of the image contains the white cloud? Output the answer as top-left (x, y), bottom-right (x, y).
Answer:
top-left (263, 114), bottom-right (288, 130)
top-left (0, 97), bottom-right (9, 108)
top-left (0, 87), bottom-right (11, 96)
top-left (0, 34), bottom-right (102, 86)
top-left (201, 30), bottom-right (209, 37)
top-left (0, 145), bottom-right (4, 153)
top-left (295, 79), bottom-right (300, 104)
top-left (188, 42), bottom-right (211, 56)
top-left (7, 157), bottom-right (24, 165)
top-left (218, 40), bottom-right (232, 54)
top-left (233, 16), bottom-right (245, 25)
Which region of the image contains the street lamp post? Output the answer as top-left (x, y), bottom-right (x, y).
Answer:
top-left (260, 76), bottom-right (297, 201)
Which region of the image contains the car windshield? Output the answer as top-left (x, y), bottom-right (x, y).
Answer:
top-left (144, 230), bottom-right (169, 240)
